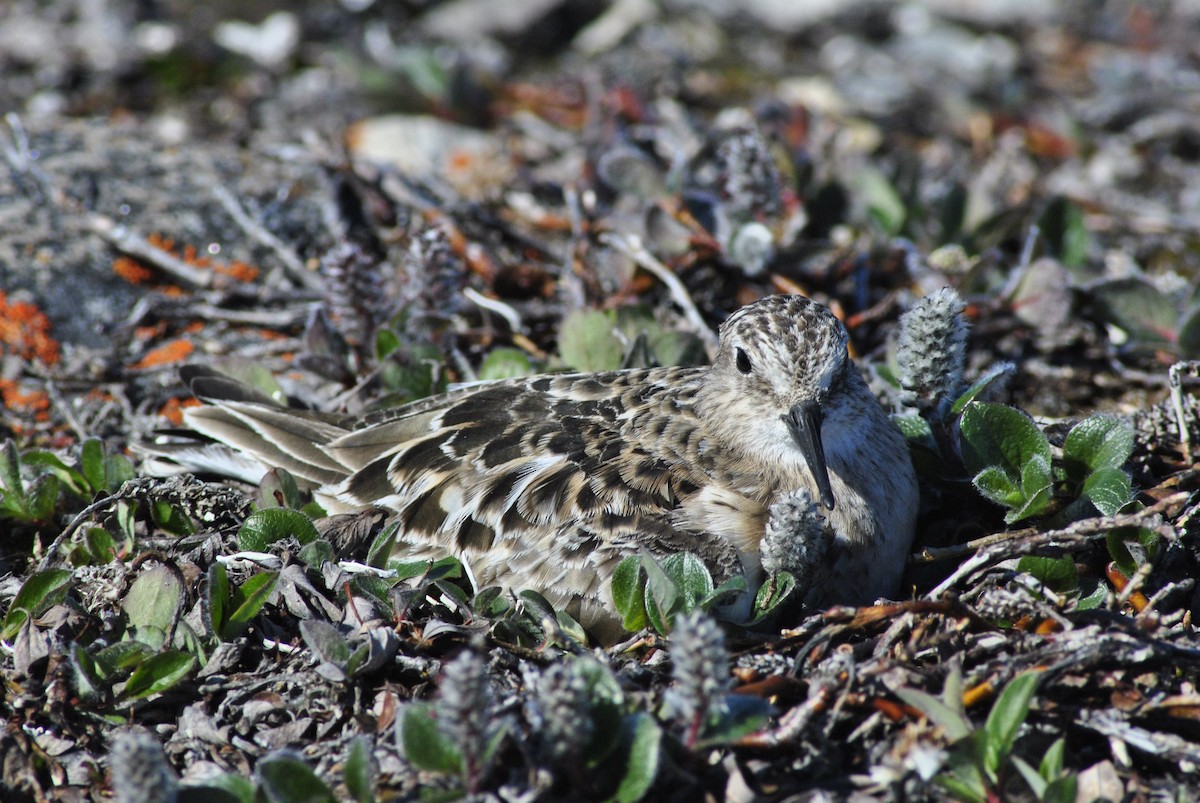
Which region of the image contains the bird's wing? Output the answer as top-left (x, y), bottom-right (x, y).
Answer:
top-left (320, 370), bottom-right (743, 603)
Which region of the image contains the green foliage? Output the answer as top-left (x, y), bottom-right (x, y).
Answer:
top-left (2, 567), bottom-right (73, 639)
top-left (1011, 738), bottom-right (1078, 803)
top-left (1088, 275), bottom-right (1200, 358)
top-left (0, 438), bottom-right (135, 537)
top-left (958, 405), bottom-right (1138, 534)
top-left (174, 750), bottom-right (363, 803)
top-left (479, 347), bottom-right (534, 380)
top-left (237, 508), bottom-right (320, 551)
top-left (0, 440), bottom-right (61, 525)
top-left (855, 166), bottom-right (907, 236)
top-left (896, 667), bottom-right (1063, 801)
top-left (343, 737), bottom-right (376, 803)
top-left (610, 553), bottom-right (749, 636)
top-left (256, 752), bottom-right (337, 803)
top-left (401, 702), bottom-right (466, 775)
top-left (375, 340), bottom-right (446, 404)
top-left (558, 307), bottom-right (707, 373)
top-left (207, 562), bottom-right (279, 641)
top-left (960, 402), bottom-right (1053, 524)
top-left (298, 620), bottom-right (383, 682)
top-left (123, 564), bottom-right (183, 650)
top-left (399, 654), bottom-right (670, 802)
top-left (1037, 195), bottom-right (1091, 269)
top-left (559, 309), bottom-right (626, 372)
top-left (256, 468), bottom-right (304, 510)
top-left (121, 651), bottom-right (196, 701)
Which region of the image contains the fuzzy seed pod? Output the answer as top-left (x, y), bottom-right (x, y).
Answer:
top-left (109, 729), bottom-right (177, 803)
top-left (896, 287), bottom-right (969, 412)
top-left (761, 488), bottom-right (830, 578)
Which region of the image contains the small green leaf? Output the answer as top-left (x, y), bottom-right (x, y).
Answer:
top-left (702, 575), bottom-right (747, 612)
top-left (611, 556), bottom-right (648, 632)
top-left (950, 362), bottom-right (1015, 415)
top-left (1038, 195), bottom-right (1091, 269)
top-left (1020, 453), bottom-right (1053, 498)
top-left (1005, 482), bottom-right (1052, 524)
top-left (697, 695), bottom-right (770, 747)
top-left (1043, 776), bottom-right (1079, 803)
top-left (935, 757), bottom-right (988, 803)
top-left (1040, 736), bottom-right (1066, 780)
top-left (375, 329), bottom-right (401, 360)
top-left (103, 454), bottom-right (135, 493)
top-left (856, 166), bottom-right (906, 236)
top-left (237, 508), bottom-right (320, 551)
top-left (1063, 416), bottom-right (1134, 482)
top-left (1105, 528), bottom-right (1144, 576)
top-left (3, 568), bottom-right (73, 639)
top-left (894, 414), bottom-right (933, 441)
top-left (23, 450), bottom-right (90, 498)
top-left (80, 439), bottom-right (106, 495)
top-left (479, 347), bottom-right (533, 381)
top-left (95, 640), bottom-right (155, 673)
top-left (1090, 277), bottom-right (1179, 347)
top-left (972, 466), bottom-right (1021, 507)
top-left (982, 671), bottom-right (1041, 774)
top-left (1076, 582), bottom-right (1107, 611)
top-left (649, 331), bottom-right (707, 367)
top-left (365, 522), bottom-right (401, 569)
top-left (257, 753), bottom-right (336, 803)
top-left (659, 553), bottom-right (713, 614)
top-left (750, 571), bottom-right (795, 621)
top-left (85, 527), bottom-right (117, 563)
top-left (555, 608), bottom-right (588, 645)
top-left (222, 572), bottom-right (278, 640)
top-left (122, 650), bottom-right (196, 700)
top-left (124, 564), bottom-right (184, 650)
top-left (894, 687), bottom-right (972, 742)
top-left (69, 642), bottom-right (107, 702)
top-left (0, 440), bottom-right (25, 503)
top-left (300, 620), bottom-right (351, 667)
top-left (401, 703), bottom-right (464, 774)
top-left (1010, 755), bottom-right (1048, 798)
top-left (1081, 467), bottom-right (1133, 516)
top-left (151, 499), bottom-right (195, 535)
top-left (344, 736), bottom-right (375, 803)
top-left (298, 539), bottom-right (335, 569)
top-left (641, 554), bottom-right (680, 635)
top-left (25, 474), bottom-right (61, 522)
top-left (116, 499), bottom-right (137, 541)
top-left (558, 310), bottom-right (623, 372)
top-left (1017, 556), bottom-right (1078, 594)
top-left (959, 402), bottom-right (1051, 478)
top-left (1178, 304), bottom-right (1200, 359)
top-left (207, 563), bottom-right (229, 637)
top-left (257, 468), bottom-right (303, 510)
top-left (609, 713), bottom-right (661, 803)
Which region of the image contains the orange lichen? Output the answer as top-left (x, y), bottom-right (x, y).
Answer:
top-left (111, 232), bottom-right (261, 286)
top-left (157, 396), bottom-right (200, 426)
top-left (214, 260), bottom-right (260, 283)
top-left (0, 291), bottom-right (61, 366)
top-left (130, 339), bottom-right (194, 370)
top-left (112, 256), bottom-right (156, 284)
top-left (0, 379), bottom-right (51, 422)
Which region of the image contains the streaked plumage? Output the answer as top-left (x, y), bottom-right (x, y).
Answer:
top-left (153, 295), bottom-right (919, 636)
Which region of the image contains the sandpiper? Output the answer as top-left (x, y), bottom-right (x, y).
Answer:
top-left (159, 295), bottom-right (919, 635)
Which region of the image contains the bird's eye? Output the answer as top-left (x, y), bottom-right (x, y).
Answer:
top-left (735, 347), bottom-right (752, 374)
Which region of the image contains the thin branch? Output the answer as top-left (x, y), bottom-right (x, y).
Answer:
top-left (600, 232), bottom-right (718, 358)
top-left (210, 183), bottom-right (322, 291)
top-left (927, 492), bottom-right (1188, 598)
top-left (86, 213), bottom-right (214, 289)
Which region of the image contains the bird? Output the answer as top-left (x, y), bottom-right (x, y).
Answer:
top-left (153, 294), bottom-right (919, 638)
